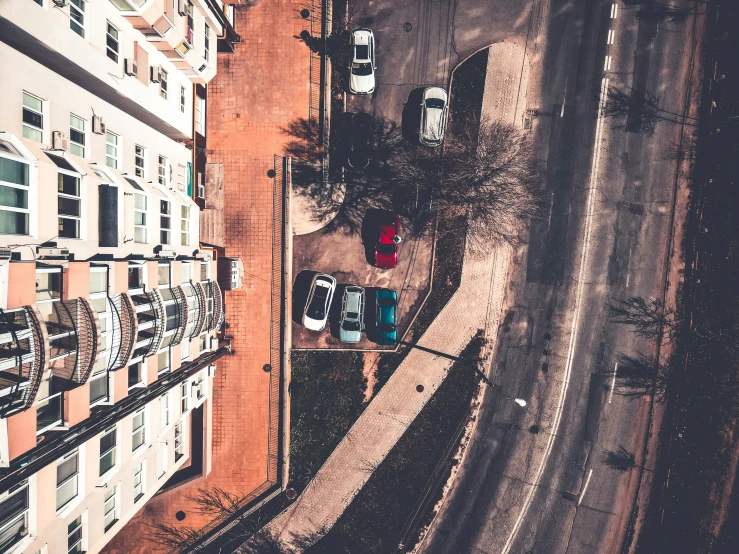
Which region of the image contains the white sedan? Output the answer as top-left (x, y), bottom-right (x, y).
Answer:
top-left (302, 273), bottom-right (337, 331)
top-left (349, 29), bottom-right (376, 95)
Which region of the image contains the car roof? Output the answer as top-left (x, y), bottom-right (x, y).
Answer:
top-left (352, 29), bottom-right (372, 44)
top-left (423, 87), bottom-right (448, 102)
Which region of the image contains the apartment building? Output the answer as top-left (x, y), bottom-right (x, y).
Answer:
top-left (0, 1), bottom-right (236, 552)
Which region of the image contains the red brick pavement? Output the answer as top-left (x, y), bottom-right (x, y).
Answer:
top-left (103, 3), bottom-right (311, 551)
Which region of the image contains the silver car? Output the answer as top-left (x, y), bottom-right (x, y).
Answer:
top-left (339, 286), bottom-right (365, 343)
top-left (302, 273), bottom-right (337, 331)
top-left (419, 86), bottom-right (449, 147)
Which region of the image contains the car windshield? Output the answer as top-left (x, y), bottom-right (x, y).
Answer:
top-left (354, 45), bottom-right (369, 60)
top-left (425, 98), bottom-right (446, 109)
top-left (343, 320), bottom-right (361, 331)
top-left (377, 243), bottom-right (396, 255)
top-left (378, 323), bottom-right (397, 333)
top-left (352, 62), bottom-right (373, 76)
top-left (306, 287), bottom-right (328, 319)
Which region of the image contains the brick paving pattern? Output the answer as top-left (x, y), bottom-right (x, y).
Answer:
top-left (102, 3), bottom-right (311, 552)
top-left (251, 42), bottom-right (529, 552)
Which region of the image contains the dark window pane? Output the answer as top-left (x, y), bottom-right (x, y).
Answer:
top-left (58, 217), bottom-right (80, 238)
top-left (0, 210), bottom-right (28, 235)
top-left (22, 109), bottom-right (41, 129)
top-left (0, 186), bottom-right (27, 209)
top-left (57, 455), bottom-right (78, 485)
top-left (58, 196), bottom-right (80, 217)
top-left (100, 429), bottom-right (116, 454)
top-left (0, 158), bottom-right (29, 186)
top-left (69, 129), bottom-right (85, 145)
top-left (58, 173), bottom-right (80, 196)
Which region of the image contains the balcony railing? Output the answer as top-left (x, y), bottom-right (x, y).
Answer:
top-left (0, 306), bottom-right (49, 416)
top-left (189, 283), bottom-right (207, 339)
top-left (133, 289), bottom-right (166, 359)
top-left (48, 299), bottom-right (100, 385)
top-left (170, 286), bottom-right (188, 347)
top-left (107, 294), bottom-right (137, 372)
top-left (208, 280), bottom-right (224, 333)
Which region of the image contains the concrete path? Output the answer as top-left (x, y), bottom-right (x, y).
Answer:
top-left (243, 42), bottom-right (529, 553)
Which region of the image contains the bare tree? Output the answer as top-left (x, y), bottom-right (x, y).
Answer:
top-left (391, 120), bottom-right (543, 249)
top-left (606, 296), bottom-right (677, 343)
top-left (603, 87), bottom-right (697, 133)
top-left (603, 445), bottom-right (653, 473)
top-left (146, 521), bottom-right (204, 552)
top-left (610, 353), bottom-right (672, 400)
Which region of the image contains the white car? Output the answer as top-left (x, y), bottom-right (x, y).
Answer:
top-left (349, 29), bottom-right (376, 95)
top-left (339, 286), bottom-right (365, 343)
top-left (303, 273), bottom-right (337, 331)
top-left (419, 87), bottom-right (449, 147)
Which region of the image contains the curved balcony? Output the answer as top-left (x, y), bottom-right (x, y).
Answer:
top-left (189, 282), bottom-right (207, 339)
top-left (134, 289), bottom-right (166, 359)
top-left (207, 280), bottom-right (224, 333)
top-left (48, 299), bottom-right (100, 386)
top-left (170, 286), bottom-right (188, 347)
top-left (107, 294), bottom-right (137, 371)
top-left (0, 306), bottom-right (49, 416)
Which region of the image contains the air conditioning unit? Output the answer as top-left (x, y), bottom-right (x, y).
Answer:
top-left (158, 249), bottom-right (177, 259)
top-left (53, 0), bottom-right (67, 7)
top-left (52, 131), bottom-right (69, 151)
top-left (150, 66), bottom-right (162, 83)
top-left (0, 249), bottom-right (12, 261)
top-left (196, 62), bottom-right (209, 75)
top-left (197, 184), bottom-right (205, 199)
top-left (37, 247), bottom-right (70, 258)
top-left (92, 115), bottom-right (106, 135)
top-left (124, 58), bottom-right (138, 77)
top-left (177, 0), bottom-right (188, 16)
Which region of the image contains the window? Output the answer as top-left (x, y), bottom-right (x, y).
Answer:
top-left (103, 487), bottom-right (117, 532)
top-left (56, 449), bottom-right (79, 511)
top-left (160, 393), bottom-right (170, 431)
top-left (134, 145), bottom-right (146, 178)
top-left (177, 163), bottom-right (186, 192)
top-left (160, 199), bottom-right (171, 244)
top-left (199, 333), bottom-right (208, 354)
top-left (194, 371), bottom-right (205, 399)
top-left (231, 260), bottom-right (239, 289)
top-left (181, 337), bottom-right (190, 362)
top-left (160, 69), bottom-right (168, 99)
top-left (133, 462), bottom-right (145, 502)
top-left (181, 381), bottom-right (189, 414)
top-left (128, 362), bottom-right (143, 389)
top-left (50, 157), bottom-right (81, 239)
top-left (181, 205), bottom-right (190, 245)
top-left (185, 1), bottom-right (194, 46)
top-left (157, 349), bottom-right (170, 376)
top-left (134, 193), bottom-right (147, 243)
top-left (0, 143), bottom-right (30, 235)
top-left (128, 264), bottom-right (144, 290)
top-left (195, 95), bottom-right (205, 135)
top-left (69, 0), bottom-right (85, 37)
top-left (67, 514), bottom-right (84, 554)
top-left (99, 426), bottom-right (117, 476)
top-left (204, 23), bottom-right (210, 63)
top-left (90, 268), bottom-right (110, 405)
top-left (180, 86), bottom-right (186, 113)
top-left (197, 171), bottom-right (204, 198)
top-left (105, 131), bottom-right (119, 169)
top-left (36, 378), bottom-right (63, 433)
top-left (157, 442), bottom-right (168, 478)
top-left (132, 408), bottom-right (146, 452)
top-left (158, 155), bottom-right (168, 186)
top-left (22, 92), bottom-right (43, 142)
top-left (0, 482), bottom-right (29, 553)
top-left (69, 114), bottom-right (86, 157)
top-left (175, 422), bottom-right (184, 461)
top-left (106, 22), bottom-right (119, 63)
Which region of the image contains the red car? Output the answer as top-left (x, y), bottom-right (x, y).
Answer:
top-left (374, 212), bottom-right (402, 269)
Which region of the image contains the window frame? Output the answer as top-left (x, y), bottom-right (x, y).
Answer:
top-left (99, 425), bottom-right (118, 478)
top-left (56, 448), bottom-right (80, 513)
top-left (69, 114), bottom-right (86, 158)
top-left (56, 165), bottom-right (82, 239)
top-left (160, 69), bottom-right (168, 100)
top-left (103, 486), bottom-right (118, 533)
top-left (105, 131), bottom-right (120, 169)
top-left (195, 95), bottom-right (205, 136)
top-left (22, 92), bottom-right (44, 143)
top-left (180, 381), bottom-right (189, 415)
top-left (204, 23), bottom-right (211, 63)
top-left (0, 481), bottom-right (29, 553)
top-left (134, 192), bottom-right (148, 243)
top-left (159, 198), bottom-right (171, 244)
top-left (174, 421), bottom-right (185, 462)
top-left (180, 85), bottom-right (186, 113)
top-left (0, 143), bottom-right (32, 236)
top-left (132, 407), bottom-right (146, 454)
top-left (180, 204), bottom-right (191, 246)
top-left (133, 461), bottom-right (145, 503)
top-left (67, 513), bottom-right (84, 554)
top-left (159, 392), bottom-right (171, 435)
top-left (158, 155), bottom-right (168, 187)
top-left (106, 21), bottom-right (120, 63)
top-left (69, 0), bottom-right (86, 38)
top-left (134, 144), bottom-right (147, 178)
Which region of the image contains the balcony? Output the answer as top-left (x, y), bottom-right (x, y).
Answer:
top-left (47, 299), bottom-right (100, 386)
top-left (205, 280), bottom-right (223, 333)
top-left (0, 307), bottom-right (49, 416)
top-left (132, 289), bottom-right (166, 359)
top-left (107, 294), bottom-right (137, 371)
top-left (169, 286), bottom-right (188, 347)
top-left (189, 283), bottom-right (207, 338)
top-left (113, 0), bottom-right (176, 40)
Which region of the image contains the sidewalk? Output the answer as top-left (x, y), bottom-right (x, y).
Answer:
top-left (103, 2), bottom-right (312, 551)
top-left (248, 41), bottom-right (529, 552)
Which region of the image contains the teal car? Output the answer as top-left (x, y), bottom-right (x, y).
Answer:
top-left (375, 289), bottom-right (398, 345)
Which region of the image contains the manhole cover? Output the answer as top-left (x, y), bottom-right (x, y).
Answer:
top-left (416, 384), bottom-right (424, 392)
top-left (263, 364), bottom-right (272, 373)
top-left (285, 488), bottom-right (298, 500)
top-left (300, 9), bottom-right (310, 19)
top-left (175, 511), bottom-right (186, 521)
top-left (403, 22), bottom-right (413, 32)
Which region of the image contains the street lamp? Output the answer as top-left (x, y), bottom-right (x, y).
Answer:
top-left (395, 339), bottom-right (527, 407)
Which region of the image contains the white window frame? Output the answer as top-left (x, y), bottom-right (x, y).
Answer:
top-left (204, 23), bottom-right (210, 63)
top-left (177, 163), bottom-right (186, 192)
top-left (158, 155), bottom-right (168, 186)
top-left (157, 348), bottom-right (171, 377)
top-left (157, 441), bottom-right (168, 479)
top-left (106, 21), bottom-right (120, 63)
top-left (69, 0), bottom-right (85, 38)
top-left (105, 131), bottom-right (120, 169)
top-left (0, 481), bottom-right (30, 552)
top-left (174, 421), bottom-right (185, 462)
top-left (134, 144), bottom-right (147, 178)
top-left (195, 95), bottom-right (205, 135)
top-left (159, 198), bottom-right (171, 244)
top-left (180, 204), bottom-right (191, 246)
top-left (181, 337), bottom-right (190, 362)
top-left (180, 381), bottom-right (189, 414)
top-left (127, 361), bottom-right (145, 391)
top-left (159, 392), bottom-right (171, 434)
top-left (22, 92), bottom-right (44, 143)
top-left (56, 164), bottom-right (82, 239)
top-left (0, 141), bottom-right (32, 236)
top-left (69, 114), bottom-right (86, 158)
top-left (133, 461), bottom-right (145, 503)
top-left (160, 69), bottom-right (168, 100)
top-left (103, 486), bottom-right (118, 532)
top-left (134, 192), bottom-right (148, 243)
top-left (132, 407), bottom-right (146, 454)
top-left (56, 449), bottom-right (80, 513)
top-left (67, 512), bottom-right (85, 554)
top-left (99, 425), bottom-right (117, 479)
top-left (180, 85), bottom-right (186, 113)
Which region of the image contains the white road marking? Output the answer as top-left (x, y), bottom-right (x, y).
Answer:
top-left (609, 363), bottom-right (618, 403)
top-left (547, 191), bottom-right (555, 227)
top-left (578, 469), bottom-right (594, 506)
top-left (607, 29), bottom-right (615, 45)
top-left (560, 78), bottom-right (568, 118)
top-left (611, 3), bottom-right (618, 19)
top-left (502, 77), bottom-right (610, 554)
top-left (604, 56), bottom-right (612, 71)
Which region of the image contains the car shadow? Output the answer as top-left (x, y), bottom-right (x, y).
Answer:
top-left (364, 286), bottom-right (379, 342)
top-left (340, 112), bottom-right (355, 167)
top-left (292, 270), bottom-right (318, 325)
top-left (402, 87), bottom-right (426, 143)
top-left (328, 282), bottom-right (348, 339)
top-left (361, 208), bottom-right (387, 266)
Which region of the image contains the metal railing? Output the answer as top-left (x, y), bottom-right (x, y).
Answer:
top-left (170, 286), bottom-right (188, 346)
top-left (48, 299), bottom-right (99, 385)
top-left (107, 293), bottom-right (137, 372)
top-left (0, 306), bottom-right (48, 416)
top-left (139, 289), bottom-right (166, 359)
top-left (190, 282), bottom-right (207, 338)
top-left (209, 280), bottom-right (223, 333)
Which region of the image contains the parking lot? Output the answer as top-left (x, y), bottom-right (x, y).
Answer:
top-left (291, 211), bottom-right (433, 350)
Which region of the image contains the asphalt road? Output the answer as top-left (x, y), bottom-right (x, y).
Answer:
top-left (344, 0), bottom-right (698, 553)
